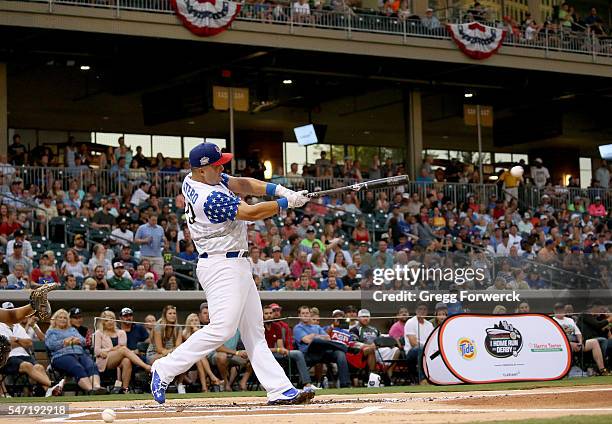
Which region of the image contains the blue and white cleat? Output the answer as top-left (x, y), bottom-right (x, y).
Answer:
top-left (267, 387), bottom-right (316, 405)
top-left (150, 370), bottom-right (169, 404)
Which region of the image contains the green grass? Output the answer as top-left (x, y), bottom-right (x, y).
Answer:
top-left (1, 376), bottom-right (610, 404)
top-left (477, 415), bottom-right (612, 424)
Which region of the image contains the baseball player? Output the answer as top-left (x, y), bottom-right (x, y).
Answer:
top-left (151, 143), bottom-right (315, 405)
top-left (0, 282), bottom-right (59, 368)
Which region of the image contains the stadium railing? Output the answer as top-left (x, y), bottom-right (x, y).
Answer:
top-left (4, 0), bottom-right (611, 58)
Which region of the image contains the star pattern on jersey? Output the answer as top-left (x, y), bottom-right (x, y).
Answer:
top-left (203, 190), bottom-right (239, 224)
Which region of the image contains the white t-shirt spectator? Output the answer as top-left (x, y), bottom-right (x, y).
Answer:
top-left (595, 166), bottom-right (610, 189)
top-left (496, 242), bottom-right (511, 257)
top-left (293, 1), bottom-right (310, 15)
top-left (0, 323), bottom-right (30, 358)
top-left (531, 166), bottom-right (550, 188)
top-left (249, 258), bottom-right (267, 278)
top-left (130, 188), bottom-right (150, 206)
top-left (265, 258), bottom-right (290, 278)
top-left (111, 228), bottom-right (134, 247)
top-left (403, 316), bottom-right (434, 353)
top-left (7, 239), bottom-right (34, 259)
top-left (552, 316), bottom-right (581, 341)
top-left (525, 25), bottom-right (538, 40)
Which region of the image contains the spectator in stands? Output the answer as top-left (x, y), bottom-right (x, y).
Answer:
top-left (36, 194), bottom-right (58, 236)
top-left (59, 248), bottom-right (88, 284)
top-left (7, 262), bottom-right (30, 289)
top-left (62, 274), bottom-right (79, 290)
top-left (180, 313), bottom-right (221, 392)
top-left (265, 246), bottom-right (290, 282)
top-left (403, 302), bottom-right (433, 383)
top-left (263, 305), bottom-right (313, 388)
top-left (301, 226), bottom-right (324, 253)
top-left (135, 214), bottom-right (165, 276)
top-left (118, 307), bottom-right (150, 350)
top-left (130, 182), bottom-right (150, 208)
top-left (342, 264), bottom-right (361, 290)
top-left (8, 134), bottom-right (28, 165)
top-left (94, 309), bottom-right (151, 394)
top-left (351, 309), bottom-right (401, 378)
top-left (577, 302), bottom-right (612, 356)
top-left (111, 219), bottom-right (134, 248)
top-left (531, 158), bottom-right (551, 188)
top-left (499, 167), bottom-right (522, 203)
top-left (372, 240), bottom-right (394, 268)
top-left (293, 305), bottom-right (350, 388)
top-left (91, 198), bottom-right (116, 231)
top-left (248, 246), bottom-right (266, 280)
top-left (389, 307), bottom-right (409, 341)
top-left (198, 303), bottom-right (210, 326)
top-left (585, 8), bottom-right (606, 35)
top-left (108, 261), bottom-right (133, 290)
top-left (90, 265), bottom-right (109, 290)
top-left (71, 234), bottom-right (90, 263)
top-left (31, 254), bottom-right (59, 286)
top-left (146, 305), bottom-right (183, 365)
top-left (0, 303), bottom-right (61, 397)
top-left (140, 272), bottom-right (159, 291)
top-left (553, 303), bottom-right (609, 375)
top-left (588, 196), bottom-right (607, 217)
top-left (7, 229), bottom-right (33, 259)
top-left (594, 161), bottom-right (610, 190)
top-left (161, 275), bottom-right (180, 291)
top-left (158, 263), bottom-right (175, 289)
top-left (430, 303), bottom-right (448, 328)
top-left (68, 307), bottom-right (92, 349)
top-left (291, 250), bottom-right (314, 279)
top-left (88, 244), bottom-right (113, 276)
top-left (421, 8), bottom-right (441, 30)
top-left (46, 309), bottom-right (107, 395)
top-left (178, 242), bottom-right (198, 261)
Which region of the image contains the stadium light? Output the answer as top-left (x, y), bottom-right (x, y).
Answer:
top-left (283, 79), bottom-right (293, 85)
top-left (464, 92), bottom-right (473, 98)
top-left (80, 65), bottom-right (91, 71)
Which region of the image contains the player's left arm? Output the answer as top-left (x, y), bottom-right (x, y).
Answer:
top-left (224, 174), bottom-right (305, 200)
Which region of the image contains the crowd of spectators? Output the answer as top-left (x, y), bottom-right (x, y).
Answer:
top-left (1, 298), bottom-right (609, 396)
top-left (0, 136), bottom-right (611, 294)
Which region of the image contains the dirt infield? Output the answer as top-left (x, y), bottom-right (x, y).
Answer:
top-left (24, 384), bottom-right (611, 424)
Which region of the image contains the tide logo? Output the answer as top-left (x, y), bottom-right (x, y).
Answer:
top-left (457, 338), bottom-right (477, 360)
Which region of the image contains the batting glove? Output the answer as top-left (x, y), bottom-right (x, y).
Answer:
top-left (287, 190), bottom-right (310, 208)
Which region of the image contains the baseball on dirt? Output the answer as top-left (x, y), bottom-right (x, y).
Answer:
top-left (510, 166), bottom-right (524, 178)
top-left (101, 409), bottom-right (116, 423)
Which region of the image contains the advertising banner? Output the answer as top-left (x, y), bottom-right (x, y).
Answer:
top-left (423, 314), bottom-right (571, 385)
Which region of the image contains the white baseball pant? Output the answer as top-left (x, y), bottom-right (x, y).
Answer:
top-left (151, 255), bottom-right (294, 400)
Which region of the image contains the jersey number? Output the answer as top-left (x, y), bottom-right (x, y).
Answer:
top-left (186, 202), bottom-right (196, 225)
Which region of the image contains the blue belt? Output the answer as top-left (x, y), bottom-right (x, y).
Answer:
top-left (199, 251), bottom-right (249, 259)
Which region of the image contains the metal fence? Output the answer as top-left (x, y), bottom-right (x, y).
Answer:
top-left (7, 0), bottom-right (611, 58)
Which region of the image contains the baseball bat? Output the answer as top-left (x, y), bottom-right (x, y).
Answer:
top-left (306, 175), bottom-right (410, 198)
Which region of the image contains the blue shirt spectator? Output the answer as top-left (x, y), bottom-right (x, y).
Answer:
top-left (125, 323), bottom-right (149, 351)
top-left (45, 326), bottom-right (87, 360)
top-left (293, 322), bottom-right (327, 353)
top-left (135, 216), bottom-right (165, 258)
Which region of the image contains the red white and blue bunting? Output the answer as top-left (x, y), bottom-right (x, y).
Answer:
top-left (447, 22), bottom-right (506, 60)
top-left (172, 0), bottom-right (242, 36)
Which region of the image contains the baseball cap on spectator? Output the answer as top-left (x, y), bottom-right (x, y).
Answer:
top-left (189, 143), bottom-right (233, 168)
top-left (435, 302), bottom-right (448, 312)
top-left (120, 307), bottom-right (134, 316)
top-left (269, 303), bottom-right (282, 311)
top-left (144, 272), bottom-right (155, 280)
top-left (74, 234), bottom-right (84, 241)
top-left (357, 309), bottom-right (371, 317)
top-left (347, 264), bottom-right (358, 270)
top-left (553, 302), bottom-right (565, 311)
top-left (545, 239), bottom-right (554, 245)
top-left (540, 215), bottom-right (548, 220)
top-left (113, 261), bottom-right (125, 269)
top-left (14, 241), bottom-right (23, 248)
top-left (332, 309), bottom-right (344, 317)
top-left (535, 158), bottom-right (543, 163)
top-left (380, 233), bottom-right (389, 240)
top-left (14, 229), bottom-right (24, 237)
top-left (541, 194), bottom-right (550, 199)
top-left (2, 302), bottom-right (14, 309)
top-left (426, 7), bottom-right (433, 12)
top-left (570, 246), bottom-right (581, 252)
top-left (344, 305), bottom-right (356, 314)
top-left (595, 196), bottom-right (601, 201)
top-left (69, 307), bottom-right (82, 318)
top-left (199, 302), bottom-right (208, 311)
top-left (306, 226), bottom-right (316, 233)
top-left (272, 246), bottom-right (281, 253)
top-left (524, 212), bottom-right (531, 219)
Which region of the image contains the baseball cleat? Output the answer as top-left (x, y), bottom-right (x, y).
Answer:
top-left (267, 387), bottom-right (316, 405)
top-left (151, 370), bottom-right (169, 404)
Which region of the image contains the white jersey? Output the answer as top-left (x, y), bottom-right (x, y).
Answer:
top-left (182, 172), bottom-right (247, 254)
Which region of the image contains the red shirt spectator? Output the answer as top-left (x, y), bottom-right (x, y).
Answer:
top-left (270, 303), bottom-right (294, 349)
top-left (588, 199), bottom-right (607, 217)
top-left (290, 251), bottom-right (314, 278)
top-left (264, 321), bottom-right (284, 348)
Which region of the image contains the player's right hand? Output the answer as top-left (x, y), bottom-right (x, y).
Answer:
top-left (286, 190), bottom-right (309, 208)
